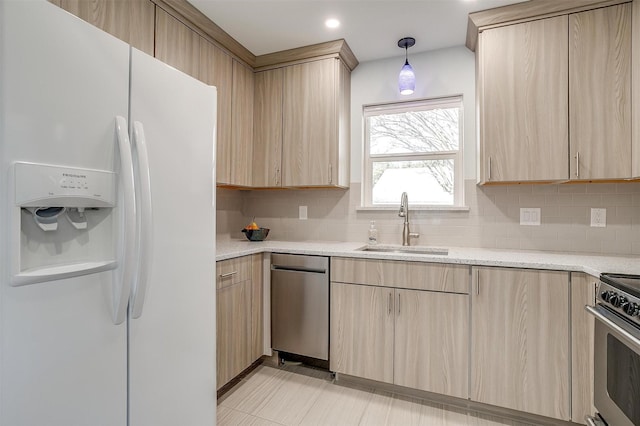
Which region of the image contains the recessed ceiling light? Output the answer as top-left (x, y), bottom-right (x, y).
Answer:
top-left (325, 18), bottom-right (340, 29)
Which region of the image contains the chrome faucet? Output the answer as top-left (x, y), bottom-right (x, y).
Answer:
top-left (398, 192), bottom-right (419, 246)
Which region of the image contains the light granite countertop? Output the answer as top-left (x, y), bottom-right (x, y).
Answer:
top-left (216, 239), bottom-right (640, 277)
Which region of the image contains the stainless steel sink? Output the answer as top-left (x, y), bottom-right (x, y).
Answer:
top-left (357, 245), bottom-right (448, 256)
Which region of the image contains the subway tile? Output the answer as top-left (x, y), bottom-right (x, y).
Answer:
top-left (558, 184), bottom-right (587, 194)
top-left (602, 193), bottom-right (634, 207)
top-left (617, 182), bottom-right (640, 193)
top-left (493, 194), bottom-right (520, 206)
top-left (585, 227), bottom-right (616, 241)
top-left (532, 184), bottom-right (559, 194)
top-left (495, 237), bottom-right (522, 250)
top-left (545, 194), bottom-right (575, 206)
top-left (506, 184), bottom-right (532, 194)
top-left (586, 183), bottom-right (617, 194)
top-left (571, 238), bottom-right (602, 254)
top-left (518, 194), bottom-right (546, 206)
top-left (615, 206), bottom-right (637, 219)
top-left (572, 194), bottom-right (604, 207)
top-left (602, 240), bottom-right (632, 255)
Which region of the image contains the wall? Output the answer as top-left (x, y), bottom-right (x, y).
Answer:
top-left (217, 46), bottom-right (640, 256)
top-left (350, 45), bottom-right (477, 181)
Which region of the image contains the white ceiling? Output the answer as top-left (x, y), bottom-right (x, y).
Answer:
top-left (187, 0), bottom-right (528, 63)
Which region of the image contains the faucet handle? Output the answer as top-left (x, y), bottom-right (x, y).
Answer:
top-left (409, 232), bottom-right (420, 239)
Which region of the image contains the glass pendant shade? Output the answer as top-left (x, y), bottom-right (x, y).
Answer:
top-left (397, 37), bottom-right (416, 95)
top-left (399, 60), bottom-right (415, 95)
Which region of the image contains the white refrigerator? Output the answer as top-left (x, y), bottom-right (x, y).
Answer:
top-left (0, 1), bottom-right (217, 425)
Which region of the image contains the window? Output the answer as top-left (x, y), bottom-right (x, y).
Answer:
top-left (362, 96), bottom-right (463, 208)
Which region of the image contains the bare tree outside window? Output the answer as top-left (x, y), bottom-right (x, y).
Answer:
top-left (363, 98), bottom-right (463, 207)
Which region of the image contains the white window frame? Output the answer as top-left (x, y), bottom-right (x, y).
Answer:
top-left (361, 96), bottom-right (464, 209)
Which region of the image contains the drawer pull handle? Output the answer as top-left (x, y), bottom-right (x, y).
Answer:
top-left (219, 271), bottom-right (238, 278)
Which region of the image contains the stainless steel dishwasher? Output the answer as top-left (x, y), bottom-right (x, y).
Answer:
top-left (271, 253), bottom-right (329, 361)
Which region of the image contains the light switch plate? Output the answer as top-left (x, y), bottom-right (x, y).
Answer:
top-left (591, 208), bottom-right (606, 227)
top-left (299, 205), bottom-right (308, 220)
top-left (520, 208), bottom-right (541, 226)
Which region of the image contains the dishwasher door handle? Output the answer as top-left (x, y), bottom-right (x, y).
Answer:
top-left (271, 265), bottom-right (327, 274)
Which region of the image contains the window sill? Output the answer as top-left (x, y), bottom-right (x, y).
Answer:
top-left (356, 205), bottom-right (470, 212)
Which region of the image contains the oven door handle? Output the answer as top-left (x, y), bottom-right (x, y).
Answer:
top-left (586, 305), bottom-right (640, 351)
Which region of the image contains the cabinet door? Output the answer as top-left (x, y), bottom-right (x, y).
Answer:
top-left (155, 8), bottom-right (200, 79)
top-left (471, 267), bottom-right (570, 420)
top-left (330, 282), bottom-right (394, 383)
top-left (283, 59), bottom-right (337, 186)
top-left (253, 68), bottom-right (283, 187)
top-left (570, 272), bottom-right (597, 424)
top-left (250, 254), bottom-right (263, 362)
top-left (480, 16), bottom-right (568, 182)
top-left (335, 60), bottom-right (351, 188)
top-left (394, 289), bottom-right (468, 399)
top-left (569, 4), bottom-right (631, 180)
top-left (55, 0), bottom-right (154, 55)
top-left (227, 60), bottom-right (254, 186)
top-left (634, 0), bottom-right (640, 178)
top-left (216, 280), bottom-right (250, 390)
top-left (199, 40), bottom-right (233, 185)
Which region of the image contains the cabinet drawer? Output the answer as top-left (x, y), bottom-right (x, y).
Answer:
top-left (331, 257), bottom-right (469, 294)
top-left (216, 256), bottom-right (252, 289)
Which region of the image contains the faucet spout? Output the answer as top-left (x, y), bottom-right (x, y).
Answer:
top-left (398, 192), bottom-right (418, 246)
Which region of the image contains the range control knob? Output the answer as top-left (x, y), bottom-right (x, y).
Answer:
top-left (608, 293), bottom-right (620, 307)
top-left (601, 291), bottom-right (614, 302)
top-left (609, 292), bottom-right (627, 308)
top-left (623, 302), bottom-right (639, 316)
top-left (614, 296), bottom-right (627, 308)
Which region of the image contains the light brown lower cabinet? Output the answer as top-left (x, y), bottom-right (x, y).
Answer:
top-left (330, 282), bottom-right (394, 383)
top-left (570, 272), bottom-right (597, 425)
top-left (330, 277), bottom-right (469, 399)
top-left (471, 267), bottom-right (570, 421)
top-left (216, 254), bottom-right (263, 390)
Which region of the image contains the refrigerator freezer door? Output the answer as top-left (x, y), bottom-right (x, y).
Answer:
top-left (0, 1), bottom-right (129, 425)
top-left (128, 48), bottom-right (217, 426)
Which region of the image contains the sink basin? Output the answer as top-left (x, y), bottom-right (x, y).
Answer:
top-left (357, 245), bottom-right (449, 256)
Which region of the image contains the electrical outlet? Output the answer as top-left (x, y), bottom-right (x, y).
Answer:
top-left (591, 208), bottom-right (606, 227)
top-left (520, 208), bottom-right (541, 226)
top-left (299, 205), bottom-right (308, 220)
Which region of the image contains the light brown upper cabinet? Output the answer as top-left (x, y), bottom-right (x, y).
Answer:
top-left (199, 39), bottom-right (233, 186)
top-left (479, 15), bottom-right (569, 183)
top-left (569, 3), bottom-right (631, 180)
top-left (477, 3), bottom-right (633, 183)
top-left (156, 9), bottom-right (254, 187)
top-left (471, 267), bottom-right (570, 420)
top-left (283, 58), bottom-right (350, 187)
top-left (253, 57), bottom-right (351, 188)
top-left (220, 60), bottom-right (254, 187)
top-left (155, 8), bottom-right (200, 79)
top-left (52, 0), bottom-right (155, 56)
top-left (253, 68), bottom-right (284, 187)
top-left (634, 0), bottom-right (640, 178)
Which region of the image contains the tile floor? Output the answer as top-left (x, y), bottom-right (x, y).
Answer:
top-left (216, 364), bottom-right (547, 426)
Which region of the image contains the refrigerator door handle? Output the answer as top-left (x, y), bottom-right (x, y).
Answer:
top-left (114, 116), bottom-right (136, 325)
top-left (130, 121), bottom-right (153, 319)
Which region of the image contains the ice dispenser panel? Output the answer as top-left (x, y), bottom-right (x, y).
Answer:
top-left (10, 162), bottom-right (118, 286)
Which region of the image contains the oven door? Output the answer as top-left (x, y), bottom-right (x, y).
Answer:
top-left (587, 305), bottom-right (640, 426)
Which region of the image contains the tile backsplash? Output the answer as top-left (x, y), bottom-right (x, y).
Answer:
top-left (217, 180), bottom-right (640, 256)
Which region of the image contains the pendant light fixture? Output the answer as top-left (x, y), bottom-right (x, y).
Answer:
top-left (398, 37), bottom-right (416, 95)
